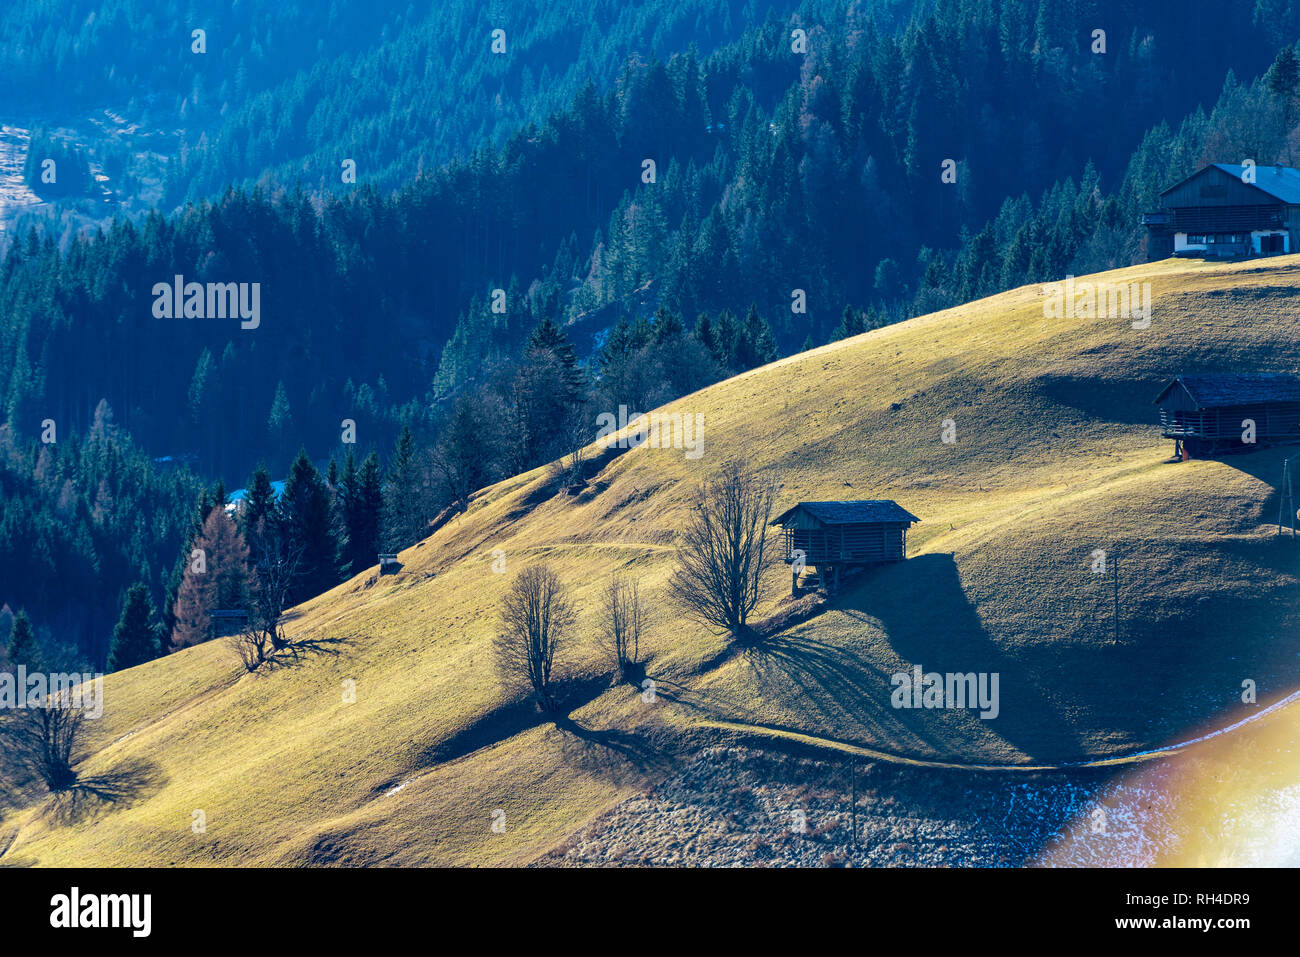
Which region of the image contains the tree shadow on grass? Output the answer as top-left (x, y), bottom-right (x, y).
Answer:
top-left (655, 554), bottom-right (1086, 763)
top-left (400, 674), bottom-right (615, 775)
top-left (552, 715), bottom-right (677, 783)
top-left (262, 632), bottom-right (355, 672)
top-left (43, 757), bottom-right (167, 826)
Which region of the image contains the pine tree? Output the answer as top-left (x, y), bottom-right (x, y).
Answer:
top-left (7, 610), bottom-right (40, 670)
top-left (1267, 45), bottom-right (1300, 130)
top-left (267, 381), bottom-right (294, 468)
top-left (694, 312), bottom-right (720, 364)
top-left (279, 449), bottom-right (342, 602)
top-left (527, 317), bottom-right (586, 399)
top-left (343, 451), bottom-right (384, 574)
top-left (653, 306), bottom-right (684, 343)
top-left (108, 582), bottom-right (161, 671)
top-left (241, 464), bottom-right (276, 537)
top-left (742, 304), bottom-right (778, 368)
top-left (832, 305), bottom-right (866, 341)
top-left (383, 427), bottom-right (425, 550)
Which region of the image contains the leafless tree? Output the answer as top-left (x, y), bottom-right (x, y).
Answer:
top-left (230, 539), bottom-right (301, 670)
top-left (1, 694), bottom-right (86, 792)
top-left (494, 565), bottom-right (576, 712)
top-left (231, 622), bottom-right (273, 673)
top-left (600, 573), bottom-right (648, 679)
top-left (670, 460), bottom-right (776, 639)
top-left (548, 399), bottom-right (591, 491)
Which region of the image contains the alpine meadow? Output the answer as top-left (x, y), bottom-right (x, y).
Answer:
top-left (1, 0), bottom-right (1298, 921)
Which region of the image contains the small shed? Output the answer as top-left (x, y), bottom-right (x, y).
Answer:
top-left (1154, 373), bottom-right (1300, 458)
top-left (378, 553), bottom-right (400, 575)
top-left (209, 609), bottom-right (249, 637)
top-left (771, 500), bottom-right (920, 594)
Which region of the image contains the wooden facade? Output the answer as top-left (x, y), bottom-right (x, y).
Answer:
top-left (1143, 164), bottom-right (1300, 260)
top-left (1155, 373), bottom-right (1300, 458)
top-left (210, 609), bottom-right (249, 637)
top-left (772, 500), bottom-right (919, 594)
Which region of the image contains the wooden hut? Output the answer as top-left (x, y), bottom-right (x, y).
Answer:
top-left (209, 609), bottom-right (249, 637)
top-left (1154, 373), bottom-right (1300, 458)
top-left (771, 500), bottom-right (919, 594)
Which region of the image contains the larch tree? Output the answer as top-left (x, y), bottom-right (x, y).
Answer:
top-left (171, 508), bottom-right (250, 650)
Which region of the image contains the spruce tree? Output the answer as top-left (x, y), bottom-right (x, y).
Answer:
top-left (109, 582), bottom-right (161, 671)
top-left (742, 304), bottom-right (778, 368)
top-left (7, 610), bottom-right (40, 670)
top-left (344, 451), bottom-right (384, 573)
top-left (267, 381), bottom-right (294, 469)
top-left (383, 427), bottom-right (424, 550)
top-left (526, 317), bottom-right (585, 399)
top-left (279, 449), bottom-right (342, 602)
top-left (241, 464), bottom-right (276, 540)
top-left (832, 305), bottom-right (866, 341)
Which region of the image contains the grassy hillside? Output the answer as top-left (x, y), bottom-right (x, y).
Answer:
top-left (6, 254), bottom-right (1300, 866)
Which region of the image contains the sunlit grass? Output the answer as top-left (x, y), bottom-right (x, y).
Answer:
top-left (6, 255), bottom-right (1300, 865)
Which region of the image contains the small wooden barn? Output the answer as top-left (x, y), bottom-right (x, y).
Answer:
top-left (772, 500), bottom-right (919, 594)
top-left (209, 609), bottom-right (249, 637)
top-left (1154, 373), bottom-right (1300, 458)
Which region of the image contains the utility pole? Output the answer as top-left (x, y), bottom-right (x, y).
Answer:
top-left (1278, 457), bottom-right (1296, 538)
top-left (850, 757), bottom-right (858, 850)
top-left (1112, 544), bottom-right (1121, 644)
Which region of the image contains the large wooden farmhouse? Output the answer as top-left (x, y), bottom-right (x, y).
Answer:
top-left (1155, 373), bottom-right (1300, 458)
top-left (772, 500), bottom-right (919, 594)
top-left (1143, 163), bottom-right (1300, 260)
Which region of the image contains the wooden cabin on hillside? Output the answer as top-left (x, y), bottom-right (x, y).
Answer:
top-left (1155, 373), bottom-right (1300, 458)
top-left (209, 609), bottom-right (249, 637)
top-left (772, 500), bottom-right (919, 595)
top-left (1143, 164), bottom-right (1300, 260)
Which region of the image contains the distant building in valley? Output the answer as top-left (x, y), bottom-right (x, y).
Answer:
top-left (1143, 164), bottom-right (1300, 260)
top-left (1155, 373), bottom-right (1300, 458)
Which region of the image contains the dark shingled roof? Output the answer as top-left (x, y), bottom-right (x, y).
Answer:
top-left (772, 500), bottom-right (920, 526)
top-left (1154, 373), bottom-right (1300, 409)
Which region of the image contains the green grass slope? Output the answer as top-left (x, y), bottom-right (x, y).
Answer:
top-left (6, 254), bottom-right (1300, 866)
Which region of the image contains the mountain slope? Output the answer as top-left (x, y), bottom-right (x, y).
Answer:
top-left (6, 254), bottom-right (1300, 866)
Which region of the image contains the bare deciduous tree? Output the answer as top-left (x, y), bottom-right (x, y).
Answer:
top-left (600, 573), bottom-right (647, 679)
top-left (670, 460), bottom-right (776, 639)
top-left (231, 622), bottom-right (273, 673)
top-left (494, 565), bottom-right (576, 712)
top-left (230, 539), bottom-right (301, 670)
top-left (1, 696), bottom-right (86, 792)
